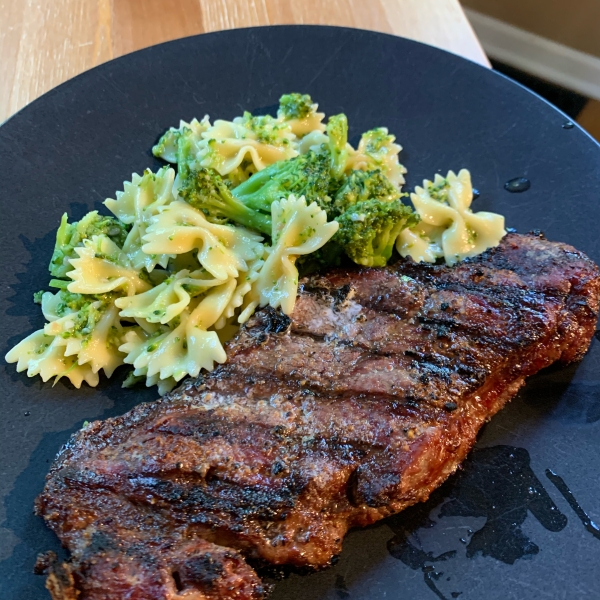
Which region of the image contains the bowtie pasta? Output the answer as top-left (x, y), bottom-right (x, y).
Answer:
top-left (105, 166), bottom-right (178, 272)
top-left (6, 93), bottom-right (508, 395)
top-left (6, 291), bottom-right (124, 388)
top-left (397, 169), bottom-right (506, 265)
top-left (142, 201), bottom-right (265, 280)
top-left (241, 195), bottom-right (339, 318)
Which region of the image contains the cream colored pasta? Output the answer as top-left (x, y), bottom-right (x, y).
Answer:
top-left (6, 294), bottom-right (125, 387)
top-left (105, 167), bottom-right (177, 271)
top-left (153, 117), bottom-right (211, 163)
top-left (277, 101), bottom-right (326, 137)
top-left (67, 235), bottom-right (151, 296)
top-left (6, 330), bottom-right (101, 388)
top-left (197, 115), bottom-right (298, 176)
top-left (296, 129), bottom-right (329, 154)
top-left (142, 200), bottom-right (264, 280)
top-left (115, 269), bottom-right (224, 324)
top-left (119, 280), bottom-right (235, 385)
top-left (397, 169), bottom-right (506, 265)
top-left (44, 300), bottom-right (124, 376)
top-left (346, 128), bottom-right (406, 188)
top-left (242, 195), bottom-right (338, 318)
top-left (216, 257), bottom-right (265, 329)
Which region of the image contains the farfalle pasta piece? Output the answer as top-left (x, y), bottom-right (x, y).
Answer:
top-left (142, 201), bottom-right (264, 280)
top-left (152, 117), bottom-right (211, 164)
top-left (216, 257), bottom-right (265, 329)
top-left (41, 290), bottom-right (63, 322)
top-left (115, 269), bottom-right (224, 324)
top-left (43, 299), bottom-right (124, 377)
top-left (397, 169), bottom-right (506, 266)
top-left (67, 235), bottom-right (151, 296)
top-left (119, 280), bottom-right (235, 387)
top-left (6, 291), bottom-right (125, 387)
top-left (346, 127), bottom-right (406, 188)
top-left (5, 330), bottom-right (100, 388)
top-left (197, 113), bottom-right (298, 176)
top-left (297, 129), bottom-right (329, 154)
top-left (104, 167), bottom-right (177, 271)
top-left (49, 211), bottom-right (129, 279)
top-left (242, 195), bottom-right (338, 318)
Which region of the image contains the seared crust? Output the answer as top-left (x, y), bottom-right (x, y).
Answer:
top-left (36, 233), bottom-right (600, 599)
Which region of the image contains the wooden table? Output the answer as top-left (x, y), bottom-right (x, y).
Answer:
top-left (0, 0), bottom-right (488, 123)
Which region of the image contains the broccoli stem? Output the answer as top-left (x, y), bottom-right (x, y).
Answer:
top-left (179, 168), bottom-right (272, 236)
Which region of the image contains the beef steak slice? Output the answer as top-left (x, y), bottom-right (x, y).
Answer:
top-left (36, 233), bottom-right (600, 599)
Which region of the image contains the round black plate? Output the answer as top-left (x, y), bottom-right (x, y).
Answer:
top-left (1, 26), bottom-right (599, 600)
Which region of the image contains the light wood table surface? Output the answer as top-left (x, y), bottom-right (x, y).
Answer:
top-left (0, 0), bottom-right (488, 123)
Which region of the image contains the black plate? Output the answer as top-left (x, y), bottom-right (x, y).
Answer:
top-left (1, 26), bottom-right (599, 600)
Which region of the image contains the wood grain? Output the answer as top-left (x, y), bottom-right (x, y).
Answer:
top-left (0, 0), bottom-right (488, 123)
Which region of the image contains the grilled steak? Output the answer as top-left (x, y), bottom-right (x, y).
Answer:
top-left (36, 232), bottom-right (600, 599)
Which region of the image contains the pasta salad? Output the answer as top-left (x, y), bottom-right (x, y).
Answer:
top-left (6, 93), bottom-right (506, 394)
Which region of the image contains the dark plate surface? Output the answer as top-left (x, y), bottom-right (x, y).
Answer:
top-left (1, 25), bottom-right (599, 600)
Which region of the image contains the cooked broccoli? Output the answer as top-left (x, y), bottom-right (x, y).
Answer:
top-left (278, 93), bottom-right (315, 120)
top-left (178, 167), bottom-right (272, 235)
top-left (352, 127), bottom-right (406, 187)
top-left (360, 128), bottom-right (394, 155)
top-left (327, 114), bottom-right (349, 179)
top-left (333, 169), bottom-right (402, 215)
top-left (49, 211), bottom-right (129, 278)
top-left (152, 117), bottom-right (209, 165)
top-left (296, 240), bottom-right (345, 276)
top-left (33, 290), bottom-right (45, 304)
top-left (231, 150), bottom-right (332, 213)
top-left (334, 199), bottom-right (418, 267)
top-left (174, 128), bottom-right (201, 179)
top-left (238, 112), bottom-right (293, 146)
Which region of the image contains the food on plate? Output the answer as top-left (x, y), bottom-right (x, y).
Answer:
top-left (397, 169), bottom-right (506, 265)
top-left (5, 93), bottom-right (507, 394)
top-left (35, 232), bottom-right (600, 599)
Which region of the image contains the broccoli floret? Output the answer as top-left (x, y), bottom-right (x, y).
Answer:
top-left (231, 150), bottom-right (332, 213)
top-left (334, 199), bottom-right (418, 267)
top-left (360, 128), bottom-right (394, 154)
top-left (153, 128), bottom-right (180, 163)
top-left (238, 112), bottom-right (293, 146)
top-left (278, 93), bottom-right (315, 120)
top-left (327, 114), bottom-right (349, 179)
top-left (296, 240), bottom-right (345, 276)
top-left (152, 117), bottom-right (209, 166)
top-left (333, 169), bottom-right (402, 215)
top-left (179, 167), bottom-right (272, 235)
top-left (49, 211), bottom-right (129, 278)
top-left (353, 127), bottom-right (406, 187)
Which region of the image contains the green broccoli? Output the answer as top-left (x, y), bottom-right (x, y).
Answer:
top-left (333, 169), bottom-right (402, 215)
top-left (424, 175), bottom-right (451, 204)
top-left (238, 112), bottom-right (293, 146)
top-left (178, 167), bottom-right (272, 235)
top-left (296, 240), bottom-right (345, 276)
top-left (231, 150), bottom-right (332, 213)
top-left (334, 199), bottom-right (419, 267)
top-left (360, 128), bottom-right (395, 155)
top-left (152, 117), bottom-right (209, 166)
top-left (152, 128), bottom-right (180, 163)
top-left (327, 113), bottom-right (349, 179)
top-left (278, 93), bottom-right (315, 120)
top-left (49, 211), bottom-right (129, 278)
top-left (354, 127), bottom-right (406, 187)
